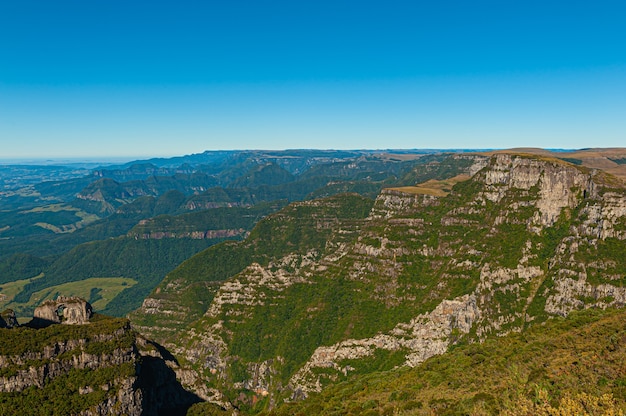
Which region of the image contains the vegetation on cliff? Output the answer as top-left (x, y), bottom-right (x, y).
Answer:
top-left (1, 150), bottom-right (439, 320)
top-left (0, 313), bottom-right (202, 415)
top-left (131, 152), bottom-right (626, 413)
top-left (0, 315), bottom-right (138, 415)
top-left (264, 307), bottom-right (626, 415)
top-left (3, 149), bottom-right (626, 415)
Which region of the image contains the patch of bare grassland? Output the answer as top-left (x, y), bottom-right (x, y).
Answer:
top-left (387, 174), bottom-right (471, 197)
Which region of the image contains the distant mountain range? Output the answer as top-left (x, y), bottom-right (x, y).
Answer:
top-left (1, 148), bottom-right (626, 415)
top-left (0, 149), bottom-right (458, 318)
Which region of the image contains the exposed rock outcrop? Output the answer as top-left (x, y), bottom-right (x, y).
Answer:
top-left (0, 309), bottom-right (18, 329)
top-left (129, 228), bottom-right (247, 240)
top-left (0, 317), bottom-right (202, 415)
top-left (32, 296), bottom-right (93, 327)
top-left (130, 153), bottom-right (626, 406)
top-left (478, 154), bottom-right (599, 227)
top-left (290, 294), bottom-right (480, 395)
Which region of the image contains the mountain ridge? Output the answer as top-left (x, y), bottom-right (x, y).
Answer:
top-left (2, 148), bottom-right (626, 414)
top-left (129, 152), bottom-right (626, 412)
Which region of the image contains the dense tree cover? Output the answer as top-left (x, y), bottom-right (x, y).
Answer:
top-left (128, 201), bottom-right (286, 237)
top-left (0, 194), bottom-right (166, 261)
top-left (398, 154), bottom-right (475, 184)
top-left (131, 193), bottom-right (375, 338)
top-left (0, 365), bottom-right (136, 415)
top-left (33, 177), bottom-right (96, 202)
top-left (0, 314), bottom-right (131, 356)
top-left (162, 194), bottom-right (374, 288)
top-left (2, 191), bottom-right (296, 318)
top-left (0, 150), bottom-right (432, 263)
top-left (0, 315), bottom-right (137, 416)
top-left (134, 154), bottom-right (626, 414)
top-left (228, 163), bottom-right (295, 188)
top-left (0, 209), bottom-right (79, 238)
top-left (11, 238), bottom-right (214, 316)
top-left (265, 308), bottom-right (626, 416)
top-left (4, 151), bottom-right (626, 414)
top-left (0, 253), bottom-right (49, 284)
top-left (2, 200), bottom-right (288, 317)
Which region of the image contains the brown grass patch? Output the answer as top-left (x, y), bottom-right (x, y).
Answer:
top-left (387, 174), bottom-right (471, 197)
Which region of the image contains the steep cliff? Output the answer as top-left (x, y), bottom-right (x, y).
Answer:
top-left (131, 153), bottom-right (626, 412)
top-left (0, 309), bottom-right (18, 328)
top-left (31, 296), bottom-right (93, 327)
top-left (0, 315), bottom-right (200, 415)
top-left (267, 306), bottom-right (626, 415)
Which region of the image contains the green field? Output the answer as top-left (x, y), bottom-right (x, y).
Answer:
top-left (24, 203), bottom-right (101, 233)
top-left (0, 276), bottom-right (38, 309)
top-left (0, 276), bottom-right (137, 318)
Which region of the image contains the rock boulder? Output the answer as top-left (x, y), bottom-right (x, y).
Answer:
top-left (32, 296), bottom-right (93, 327)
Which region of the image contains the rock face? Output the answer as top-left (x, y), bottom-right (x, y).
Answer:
top-left (480, 154), bottom-right (598, 226)
top-left (289, 294), bottom-right (481, 396)
top-left (0, 309), bottom-right (18, 328)
top-left (129, 227), bottom-right (246, 240)
top-left (0, 316), bottom-right (201, 415)
top-left (0, 318), bottom-right (142, 414)
top-left (32, 296), bottom-right (93, 327)
top-left (131, 153), bottom-right (626, 406)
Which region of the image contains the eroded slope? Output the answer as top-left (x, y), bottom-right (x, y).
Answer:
top-left (131, 153), bottom-right (626, 412)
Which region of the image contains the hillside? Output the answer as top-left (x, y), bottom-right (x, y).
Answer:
top-left (2, 149), bottom-right (626, 415)
top-left (130, 152), bottom-right (626, 413)
top-left (264, 307), bottom-right (626, 415)
top-left (0, 150), bottom-right (451, 319)
top-left (0, 313), bottom-right (200, 415)
top-left (0, 149), bottom-right (435, 264)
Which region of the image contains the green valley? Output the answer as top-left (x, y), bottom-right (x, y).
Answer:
top-left (131, 151), bottom-right (626, 414)
top-left (2, 149), bottom-right (626, 415)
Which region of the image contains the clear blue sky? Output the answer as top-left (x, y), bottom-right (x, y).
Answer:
top-left (1, 1), bottom-right (625, 158)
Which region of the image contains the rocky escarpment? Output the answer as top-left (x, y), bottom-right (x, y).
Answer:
top-left (0, 317), bottom-right (143, 415)
top-left (0, 316), bottom-right (201, 415)
top-left (289, 294), bottom-right (480, 396)
top-left (31, 296), bottom-right (93, 327)
top-left (0, 309), bottom-right (18, 328)
top-left (128, 226), bottom-right (247, 240)
top-left (287, 156), bottom-right (626, 395)
top-left (131, 194), bottom-right (374, 408)
top-left (131, 153), bottom-right (626, 408)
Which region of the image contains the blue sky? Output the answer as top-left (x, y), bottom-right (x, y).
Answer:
top-left (1, 1), bottom-right (625, 158)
